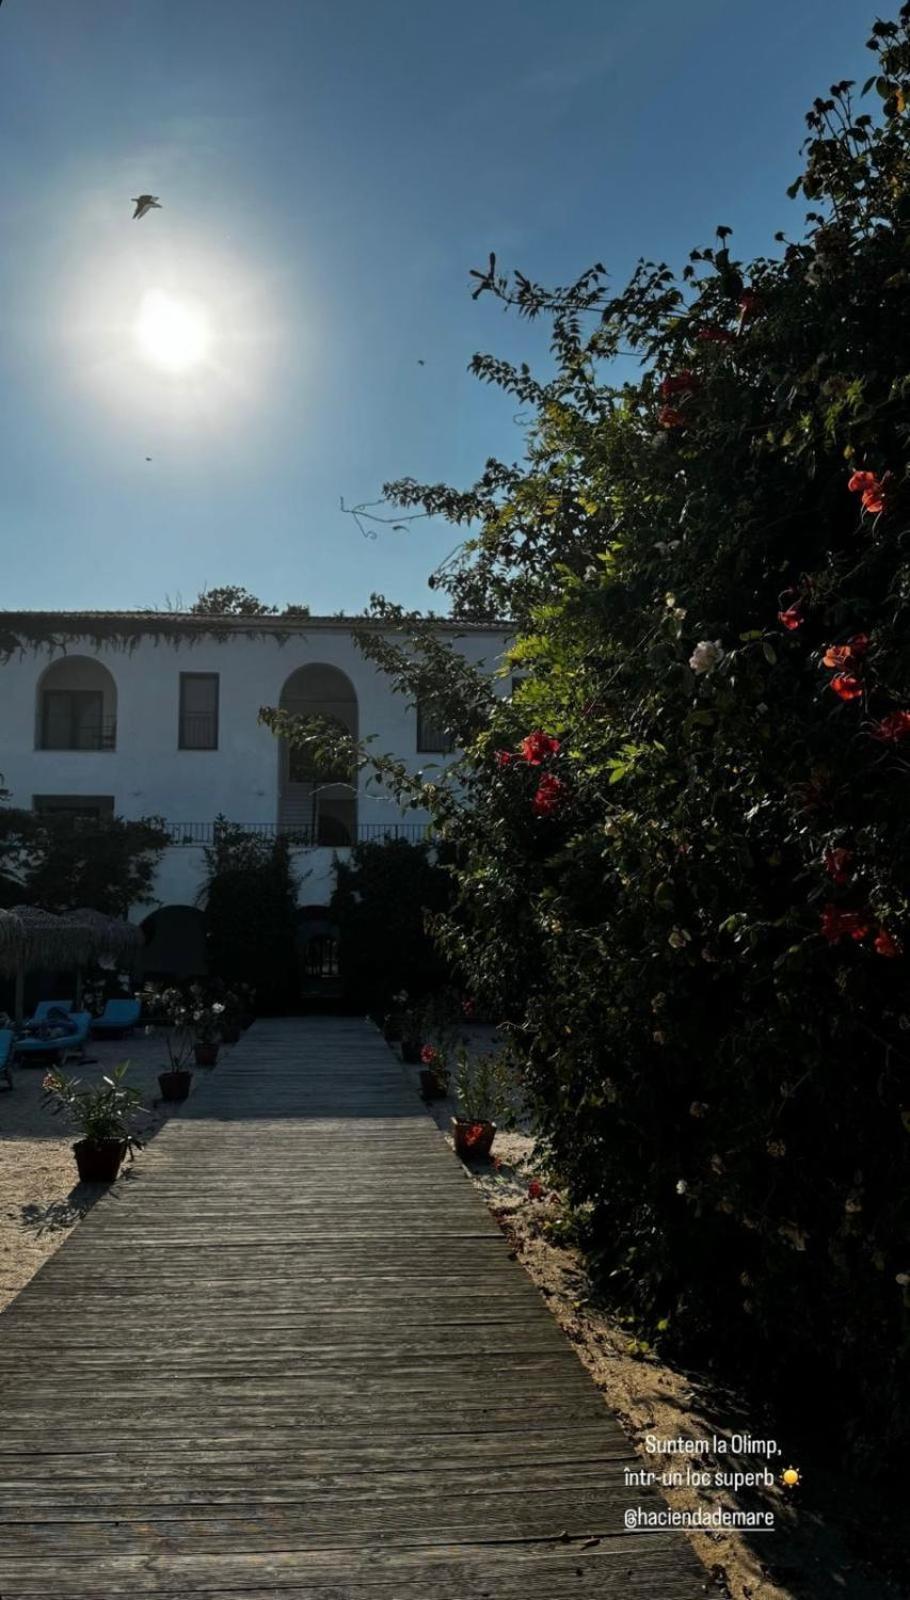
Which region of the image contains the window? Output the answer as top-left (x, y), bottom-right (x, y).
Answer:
top-left (178, 674), bottom-right (219, 750)
top-left (416, 698), bottom-right (455, 754)
top-left (40, 690), bottom-right (113, 750)
top-left (33, 795), bottom-right (115, 822)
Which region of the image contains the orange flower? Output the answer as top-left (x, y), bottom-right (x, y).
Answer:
top-left (822, 634), bottom-right (869, 669)
top-left (830, 673), bottom-right (863, 701)
top-left (847, 470), bottom-right (878, 495)
top-left (847, 470), bottom-right (887, 515)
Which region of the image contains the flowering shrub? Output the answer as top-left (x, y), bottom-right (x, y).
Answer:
top-left (262, 8), bottom-right (910, 1480)
top-left (42, 1061), bottom-right (145, 1152)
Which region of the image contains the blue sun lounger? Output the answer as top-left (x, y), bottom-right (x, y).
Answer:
top-left (13, 1011), bottom-right (93, 1067)
top-left (0, 1029), bottom-right (12, 1089)
top-left (91, 998), bottom-right (141, 1038)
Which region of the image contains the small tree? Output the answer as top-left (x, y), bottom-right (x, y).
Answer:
top-left (198, 820), bottom-right (299, 1010)
top-left (0, 808), bottom-right (168, 917)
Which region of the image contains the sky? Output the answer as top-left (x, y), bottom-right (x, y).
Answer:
top-left (0, 0), bottom-right (875, 616)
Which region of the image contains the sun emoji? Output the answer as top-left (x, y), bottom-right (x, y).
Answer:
top-left (781, 1466), bottom-right (801, 1488)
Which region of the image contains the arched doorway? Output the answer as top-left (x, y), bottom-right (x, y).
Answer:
top-left (277, 665), bottom-right (358, 844)
top-left (139, 905), bottom-right (207, 980)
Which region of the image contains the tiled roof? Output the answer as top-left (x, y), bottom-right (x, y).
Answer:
top-left (0, 610), bottom-right (511, 631)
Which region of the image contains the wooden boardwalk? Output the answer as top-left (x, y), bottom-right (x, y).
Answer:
top-left (0, 1018), bottom-right (705, 1598)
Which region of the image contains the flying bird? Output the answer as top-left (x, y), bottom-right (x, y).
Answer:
top-left (131, 194), bottom-right (161, 219)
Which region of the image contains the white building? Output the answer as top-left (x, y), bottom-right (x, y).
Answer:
top-left (0, 611), bottom-right (512, 975)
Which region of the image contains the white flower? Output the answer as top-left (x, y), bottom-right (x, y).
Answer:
top-left (144, 1025), bottom-right (155, 1037)
top-left (676, 1179), bottom-right (688, 1195)
top-left (896, 1273), bottom-right (910, 1286)
top-left (689, 639), bottom-right (725, 675)
top-left (212, 1003), bottom-right (225, 1014)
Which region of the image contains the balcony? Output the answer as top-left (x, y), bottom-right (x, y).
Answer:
top-left (164, 821), bottom-right (434, 847)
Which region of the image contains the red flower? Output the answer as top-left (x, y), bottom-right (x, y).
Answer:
top-left (823, 635), bottom-right (869, 670)
top-left (830, 673), bottom-right (863, 702)
top-left (823, 847), bottom-right (854, 885)
top-left (696, 325), bottom-right (735, 344)
top-left (659, 371), bottom-right (699, 400)
top-left (820, 905), bottom-right (871, 944)
top-left (778, 606), bottom-right (803, 631)
top-left (495, 750), bottom-right (514, 767)
top-left (519, 731), bottom-right (561, 765)
top-left (874, 927), bottom-right (903, 959)
top-left (420, 1044), bottom-right (438, 1066)
top-left (738, 289), bottom-right (760, 320)
top-left (528, 1179), bottom-right (544, 1200)
top-left (532, 774), bottom-right (567, 816)
top-left (658, 405), bottom-right (686, 429)
top-left (870, 710), bottom-right (910, 743)
top-left (847, 470), bottom-right (888, 515)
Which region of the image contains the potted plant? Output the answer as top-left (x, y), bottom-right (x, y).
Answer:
top-left (419, 1042), bottom-right (450, 1101)
top-left (219, 988), bottom-right (242, 1045)
top-left (383, 990), bottom-right (409, 1043)
top-left (400, 998), bottom-right (427, 1064)
top-left (237, 982), bottom-right (256, 1030)
top-left (452, 1047), bottom-right (509, 1161)
top-left (189, 994), bottom-right (225, 1067)
top-left (140, 985), bottom-right (195, 1100)
top-left (42, 1061), bottom-right (146, 1183)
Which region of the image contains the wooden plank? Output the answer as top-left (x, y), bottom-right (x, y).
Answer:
top-left (0, 1017), bottom-right (705, 1598)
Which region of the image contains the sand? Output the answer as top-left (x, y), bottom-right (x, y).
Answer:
top-left (0, 1031), bottom-right (232, 1312)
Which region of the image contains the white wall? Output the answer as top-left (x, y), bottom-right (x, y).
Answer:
top-left (0, 622), bottom-right (512, 911)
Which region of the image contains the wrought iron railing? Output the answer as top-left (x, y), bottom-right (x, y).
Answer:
top-left (164, 821), bottom-right (434, 847)
top-left (38, 715), bottom-right (117, 752)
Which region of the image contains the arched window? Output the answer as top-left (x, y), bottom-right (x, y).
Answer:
top-left (278, 665), bottom-right (358, 844)
top-left (36, 657), bottom-right (118, 751)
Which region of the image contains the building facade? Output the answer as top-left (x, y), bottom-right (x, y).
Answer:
top-left (0, 612), bottom-right (512, 975)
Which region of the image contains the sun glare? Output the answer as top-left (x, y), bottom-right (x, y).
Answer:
top-left (135, 289), bottom-right (210, 373)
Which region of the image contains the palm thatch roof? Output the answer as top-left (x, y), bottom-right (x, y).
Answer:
top-left (0, 905), bottom-right (98, 976)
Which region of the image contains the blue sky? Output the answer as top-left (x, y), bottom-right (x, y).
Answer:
top-left (0, 0), bottom-right (873, 614)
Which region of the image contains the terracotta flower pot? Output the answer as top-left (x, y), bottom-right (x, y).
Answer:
top-left (420, 1068), bottom-right (449, 1102)
top-left (452, 1117), bottom-right (496, 1160)
top-left (158, 1068), bottom-right (193, 1102)
top-left (73, 1137), bottom-right (127, 1184)
top-left (401, 1039), bottom-right (423, 1065)
top-left (194, 1041), bottom-right (220, 1068)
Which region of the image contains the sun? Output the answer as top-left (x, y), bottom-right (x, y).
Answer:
top-left (135, 290), bottom-right (210, 373)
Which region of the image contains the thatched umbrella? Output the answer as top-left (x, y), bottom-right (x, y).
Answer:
top-left (60, 908), bottom-right (144, 1007)
top-left (0, 906), bottom-right (97, 1024)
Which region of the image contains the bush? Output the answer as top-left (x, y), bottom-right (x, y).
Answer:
top-left (198, 820), bottom-right (299, 1011)
top-left (271, 10), bottom-right (910, 1478)
top-left (330, 839), bottom-right (453, 1014)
